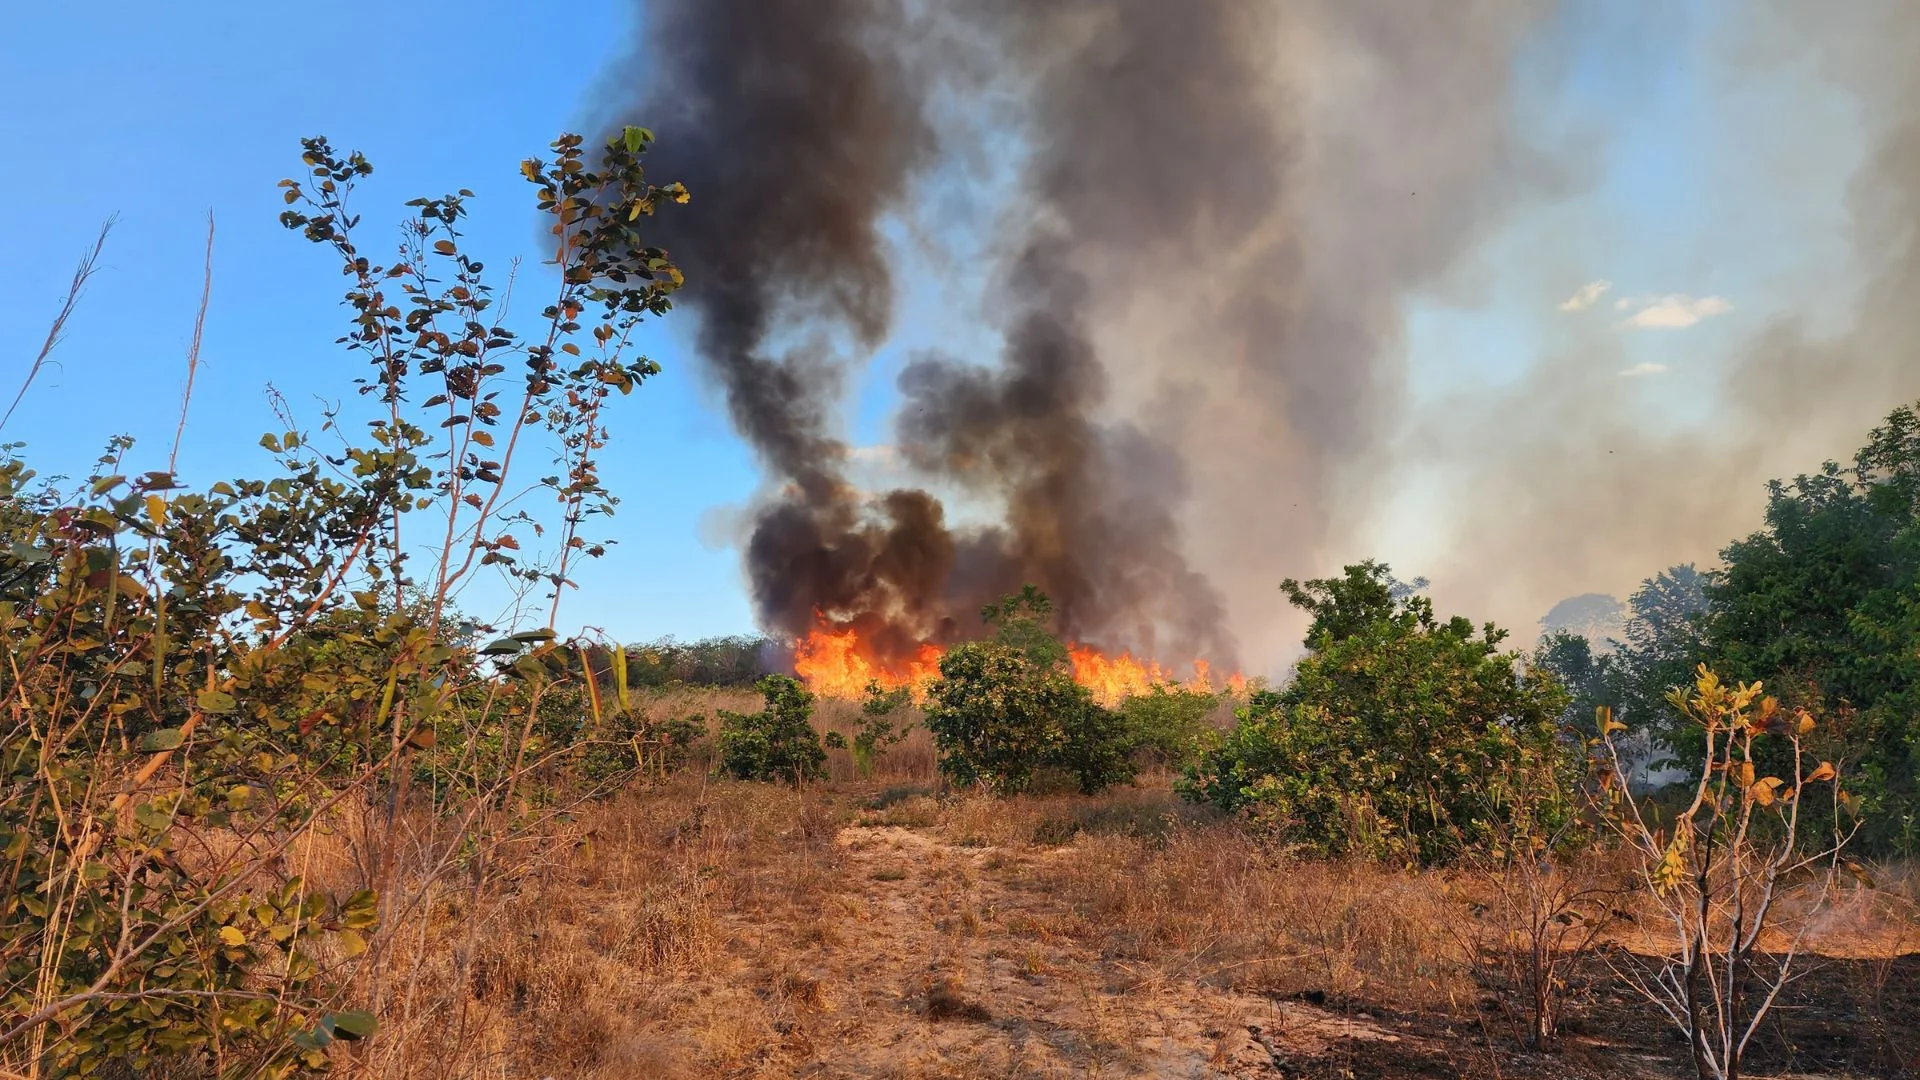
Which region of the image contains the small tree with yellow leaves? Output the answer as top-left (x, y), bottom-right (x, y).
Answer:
top-left (1597, 666), bottom-right (1861, 1080)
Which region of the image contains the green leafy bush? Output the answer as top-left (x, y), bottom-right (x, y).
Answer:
top-left (716, 675), bottom-right (827, 783)
top-left (848, 679), bottom-right (914, 776)
top-left (1693, 403), bottom-right (1920, 850)
top-left (2, 126), bottom-right (684, 1074)
top-left (1118, 684), bottom-right (1219, 768)
top-left (1182, 563), bottom-right (1573, 864)
top-left (921, 588), bottom-right (1135, 795)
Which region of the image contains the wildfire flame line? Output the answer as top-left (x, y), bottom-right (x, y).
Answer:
top-left (791, 620), bottom-right (1244, 706)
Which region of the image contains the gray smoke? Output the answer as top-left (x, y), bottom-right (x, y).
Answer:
top-left (590, 0), bottom-right (1914, 673)
top-left (1411, 0), bottom-right (1920, 633)
top-left (589, 0), bottom-right (1565, 669)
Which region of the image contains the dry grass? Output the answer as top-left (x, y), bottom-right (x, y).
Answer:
top-left (292, 761), bottom-right (1919, 1079)
top-left (1040, 817), bottom-right (1476, 1011)
top-left (343, 778), bottom-right (846, 1079)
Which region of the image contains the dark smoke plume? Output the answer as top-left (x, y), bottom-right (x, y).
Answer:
top-left (598, 0), bottom-right (1918, 671)
top-left (597, 0), bottom-right (962, 657)
top-left (894, 1), bottom-right (1299, 664)
top-left (593, 0), bottom-right (1564, 668)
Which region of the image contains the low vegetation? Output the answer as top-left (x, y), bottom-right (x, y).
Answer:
top-left (1182, 561), bottom-right (1575, 865)
top-left (715, 675), bottom-right (828, 784)
top-left (921, 587), bottom-right (1138, 795)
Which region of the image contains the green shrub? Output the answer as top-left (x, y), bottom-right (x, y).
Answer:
top-left (1118, 684), bottom-right (1219, 768)
top-left (1056, 695), bottom-right (1139, 794)
top-left (617, 634), bottom-right (773, 687)
top-left (921, 588), bottom-right (1135, 795)
top-left (1, 126), bottom-right (685, 1074)
top-left (579, 708), bottom-right (706, 783)
top-left (1182, 563), bottom-right (1573, 864)
top-left (849, 679), bottom-right (914, 776)
top-left (716, 675), bottom-right (826, 783)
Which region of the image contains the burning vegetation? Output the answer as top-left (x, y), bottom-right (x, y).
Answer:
top-left (790, 614), bottom-right (1244, 706)
top-left (11, 0), bottom-right (1920, 1075)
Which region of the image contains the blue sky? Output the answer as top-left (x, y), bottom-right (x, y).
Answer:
top-left (0, 1), bottom-right (1877, 656)
top-left (0, 0), bottom-right (768, 640)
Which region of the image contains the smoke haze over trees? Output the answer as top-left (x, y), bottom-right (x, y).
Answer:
top-left (586, 0), bottom-right (1920, 672)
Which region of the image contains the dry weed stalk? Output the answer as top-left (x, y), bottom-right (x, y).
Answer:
top-left (1, 218), bottom-right (114, 435)
top-left (1598, 667), bottom-right (1861, 1080)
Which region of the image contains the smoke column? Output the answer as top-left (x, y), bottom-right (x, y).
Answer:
top-left (591, 0), bottom-right (1563, 667)
top-left (590, 0), bottom-right (1919, 669)
top-left (595, 0), bottom-right (964, 661)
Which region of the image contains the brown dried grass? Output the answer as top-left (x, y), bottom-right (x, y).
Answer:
top-left (1041, 819), bottom-right (1477, 1011)
top-left (346, 778), bottom-right (845, 1079)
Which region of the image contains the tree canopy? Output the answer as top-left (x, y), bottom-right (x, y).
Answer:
top-left (1186, 563), bottom-right (1572, 864)
top-left (922, 587), bottom-right (1134, 795)
top-left (1695, 403), bottom-right (1920, 848)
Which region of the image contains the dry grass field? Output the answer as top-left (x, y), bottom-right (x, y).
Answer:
top-left (278, 728), bottom-right (1919, 1080)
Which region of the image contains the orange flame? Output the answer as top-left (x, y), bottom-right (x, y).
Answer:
top-left (1068, 646), bottom-right (1229, 706)
top-left (791, 622), bottom-right (942, 700)
top-left (792, 618), bottom-right (1245, 705)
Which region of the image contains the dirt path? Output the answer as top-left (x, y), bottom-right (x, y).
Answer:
top-left (765, 823), bottom-right (1417, 1078)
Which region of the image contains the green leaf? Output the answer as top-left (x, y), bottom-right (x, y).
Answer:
top-left (510, 628), bottom-right (557, 643)
top-left (341, 888), bottom-right (380, 929)
top-left (329, 1010), bottom-right (377, 1040)
top-left (479, 638), bottom-right (524, 656)
top-left (133, 801), bottom-right (172, 832)
top-left (196, 690), bottom-right (238, 714)
top-left (9, 543), bottom-right (49, 564)
top-left (138, 728), bottom-right (184, 752)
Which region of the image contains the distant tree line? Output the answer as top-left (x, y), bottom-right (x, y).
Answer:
top-left (1534, 400), bottom-right (1920, 854)
top-left (587, 634), bottom-right (778, 688)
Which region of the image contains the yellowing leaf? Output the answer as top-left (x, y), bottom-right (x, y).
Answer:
top-left (1796, 711), bottom-right (1816, 736)
top-left (218, 926), bottom-right (246, 946)
top-left (1654, 840), bottom-right (1687, 894)
top-left (144, 494), bottom-right (167, 528)
top-left (337, 928), bottom-right (368, 958)
top-left (1806, 761), bottom-right (1837, 783)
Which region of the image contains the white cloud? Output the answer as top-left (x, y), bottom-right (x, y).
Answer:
top-left (1618, 362), bottom-right (1670, 378)
top-left (846, 444), bottom-right (900, 466)
top-left (1618, 294), bottom-right (1732, 329)
top-left (1557, 279), bottom-right (1612, 312)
